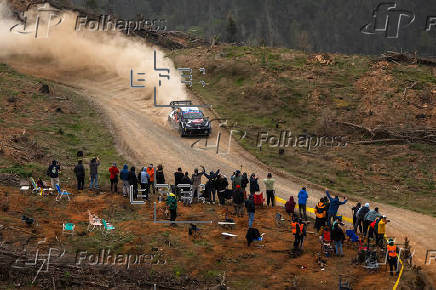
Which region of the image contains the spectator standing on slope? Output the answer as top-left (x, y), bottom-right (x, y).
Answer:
top-left (89, 157), bottom-right (100, 191)
top-left (108, 163), bottom-right (119, 193)
top-left (74, 160), bottom-right (85, 191)
top-left (298, 187), bottom-right (308, 220)
top-left (120, 164), bottom-right (129, 197)
top-left (47, 160), bottom-right (61, 190)
top-left (325, 190), bottom-right (348, 226)
top-left (263, 173), bottom-right (275, 207)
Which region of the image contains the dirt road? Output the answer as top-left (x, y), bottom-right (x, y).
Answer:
top-left (5, 57), bottom-right (436, 283)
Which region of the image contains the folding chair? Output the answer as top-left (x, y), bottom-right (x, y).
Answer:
top-left (179, 184), bottom-right (193, 206)
top-left (55, 184), bottom-right (72, 201)
top-left (102, 219), bottom-right (115, 233)
top-left (30, 177), bottom-right (54, 195)
top-left (254, 192), bottom-right (265, 207)
top-left (197, 184), bottom-right (206, 203)
top-left (62, 223), bottom-right (75, 235)
top-left (87, 210), bottom-right (103, 231)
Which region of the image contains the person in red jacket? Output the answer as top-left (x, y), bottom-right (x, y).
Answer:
top-left (109, 163), bottom-right (120, 193)
top-left (285, 196), bottom-right (296, 216)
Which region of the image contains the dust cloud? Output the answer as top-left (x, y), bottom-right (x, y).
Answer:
top-left (0, 1), bottom-right (187, 106)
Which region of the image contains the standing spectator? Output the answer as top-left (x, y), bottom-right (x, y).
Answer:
top-left (167, 192), bottom-right (178, 226)
top-left (296, 218), bottom-right (307, 250)
top-left (387, 239), bottom-right (399, 276)
top-left (202, 166), bottom-right (220, 203)
top-left (365, 207), bottom-right (381, 241)
top-left (128, 166), bottom-right (138, 199)
top-left (356, 203), bottom-right (370, 234)
top-left (263, 173), bottom-right (275, 207)
top-left (233, 185), bottom-right (245, 217)
top-left (120, 164), bottom-right (129, 197)
top-left (376, 215), bottom-right (389, 248)
top-left (108, 163), bottom-right (119, 193)
top-left (245, 194), bottom-right (256, 227)
top-left (138, 167), bottom-right (150, 200)
top-left (285, 196), bottom-right (296, 216)
top-left (249, 173), bottom-right (259, 196)
top-left (325, 190), bottom-right (348, 226)
top-left (180, 172), bottom-right (192, 185)
top-left (174, 168), bottom-right (184, 197)
top-left (191, 168), bottom-right (204, 199)
top-left (73, 160), bottom-right (85, 191)
top-left (156, 164), bottom-right (165, 184)
top-left (332, 222), bottom-right (345, 256)
top-left (47, 160), bottom-right (61, 189)
top-left (89, 157), bottom-right (100, 190)
top-left (232, 170), bottom-right (242, 189)
top-left (146, 164), bottom-right (155, 194)
top-left (215, 173), bottom-right (229, 205)
top-left (352, 202), bottom-right (362, 233)
top-left (241, 172), bottom-right (249, 194)
top-left (298, 187), bottom-right (308, 220)
top-left (314, 198), bottom-right (327, 231)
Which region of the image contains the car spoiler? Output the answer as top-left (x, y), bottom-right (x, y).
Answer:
top-left (169, 100), bottom-right (193, 109)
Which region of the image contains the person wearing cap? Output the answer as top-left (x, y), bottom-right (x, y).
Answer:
top-left (387, 239), bottom-right (399, 275)
top-left (166, 192), bottom-right (178, 226)
top-left (263, 173), bottom-right (276, 207)
top-left (146, 164), bottom-right (155, 194)
top-left (352, 202), bottom-right (362, 233)
top-left (232, 184), bottom-right (245, 217)
top-left (191, 168), bottom-right (204, 199)
top-left (215, 173), bottom-right (229, 205)
top-left (376, 215), bottom-right (389, 248)
top-left (298, 187), bottom-right (308, 220)
top-left (108, 163), bottom-right (119, 193)
top-left (356, 203), bottom-right (370, 234)
top-left (364, 207), bottom-right (381, 238)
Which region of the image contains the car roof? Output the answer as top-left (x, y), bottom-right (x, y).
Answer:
top-left (180, 107), bottom-right (201, 112)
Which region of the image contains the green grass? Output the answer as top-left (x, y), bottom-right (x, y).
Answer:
top-left (0, 63), bottom-right (127, 188)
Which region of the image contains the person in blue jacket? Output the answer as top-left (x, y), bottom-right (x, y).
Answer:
top-left (325, 190), bottom-right (348, 226)
top-left (297, 187), bottom-right (308, 220)
top-left (120, 164), bottom-right (130, 197)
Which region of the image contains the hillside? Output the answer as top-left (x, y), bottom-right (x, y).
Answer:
top-left (0, 63), bottom-right (126, 189)
top-left (170, 45), bottom-right (436, 216)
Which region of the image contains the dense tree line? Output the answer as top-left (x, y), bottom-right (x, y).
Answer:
top-left (70, 0), bottom-right (436, 56)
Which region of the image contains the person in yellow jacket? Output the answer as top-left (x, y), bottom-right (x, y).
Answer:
top-left (376, 215), bottom-right (389, 248)
top-left (314, 198), bottom-right (327, 231)
top-left (387, 239), bottom-right (399, 276)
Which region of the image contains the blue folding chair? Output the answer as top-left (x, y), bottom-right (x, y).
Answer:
top-left (55, 184), bottom-right (72, 201)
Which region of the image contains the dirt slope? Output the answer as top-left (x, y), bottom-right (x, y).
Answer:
top-left (5, 59), bottom-right (436, 282)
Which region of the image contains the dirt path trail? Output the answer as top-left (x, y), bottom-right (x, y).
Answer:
top-left (5, 58), bottom-right (436, 281)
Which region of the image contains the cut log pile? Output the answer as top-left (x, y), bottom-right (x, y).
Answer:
top-left (380, 51), bottom-right (436, 66)
top-left (337, 121), bottom-right (436, 145)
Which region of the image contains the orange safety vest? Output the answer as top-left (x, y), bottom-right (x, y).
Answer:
top-left (299, 224), bottom-right (304, 233)
top-left (315, 202), bottom-right (327, 218)
top-left (387, 245), bottom-right (397, 258)
top-left (147, 167), bottom-right (155, 182)
top-left (291, 222), bottom-right (298, 234)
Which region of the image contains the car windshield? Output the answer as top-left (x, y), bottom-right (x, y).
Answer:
top-left (183, 112), bottom-right (203, 119)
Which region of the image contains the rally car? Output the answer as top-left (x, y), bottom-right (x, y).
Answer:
top-left (168, 101), bottom-right (211, 137)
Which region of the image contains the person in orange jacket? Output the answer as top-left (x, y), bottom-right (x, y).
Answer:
top-left (387, 239), bottom-right (399, 276)
top-left (146, 164), bottom-right (155, 194)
